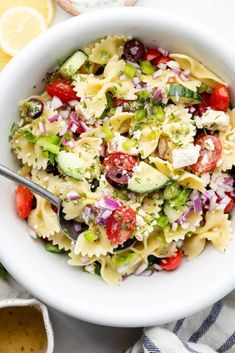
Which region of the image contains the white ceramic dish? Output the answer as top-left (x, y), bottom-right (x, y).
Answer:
top-left (0, 7), bottom-right (235, 327)
top-left (0, 297), bottom-right (54, 353)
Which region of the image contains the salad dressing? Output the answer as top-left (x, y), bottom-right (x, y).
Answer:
top-left (0, 306), bottom-right (47, 353)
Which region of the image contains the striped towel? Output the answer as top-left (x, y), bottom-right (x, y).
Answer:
top-left (126, 291), bottom-right (235, 353)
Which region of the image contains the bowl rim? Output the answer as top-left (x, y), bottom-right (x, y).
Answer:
top-left (0, 6), bottom-right (235, 327)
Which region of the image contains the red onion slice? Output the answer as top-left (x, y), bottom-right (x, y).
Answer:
top-left (39, 121), bottom-right (46, 133)
top-left (152, 87), bottom-right (163, 101)
top-left (97, 198), bottom-right (120, 211)
top-left (48, 114), bottom-right (59, 123)
top-left (193, 198), bottom-right (202, 213)
top-left (177, 207), bottom-right (193, 225)
top-left (67, 191), bottom-right (81, 201)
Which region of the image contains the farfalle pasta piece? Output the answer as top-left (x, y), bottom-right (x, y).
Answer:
top-left (218, 126), bottom-right (235, 171)
top-left (99, 257), bottom-right (123, 285)
top-left (108, 112), bottom-right (134, 133)
top-left (89, 35), bottom-right (130, 64)
top-left (149, 157), bottom-right (206, 192)
top-left (183, 210), bottom-right (232, 259)
top-left (68, 250), bottom-right (97, 266)
top-left (74, 224), bottom-right (117, 257)
top-left (164, 211), bottom-right (202, 243)
top-left (141, 71), bottom-right (170, 88)
top-left (170, 53), bottom-right (226, 88)
top-left (137, 126), bottom-right (161, 159)
top-left (48, 231), bottom-right (72, 251)
top-left (11, 135), bottom-right (48, 170)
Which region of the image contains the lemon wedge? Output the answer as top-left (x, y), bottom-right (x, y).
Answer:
top-left (0, 47), bottom-right (12, 70)
top-left (0, 7), bottom-right (47, 56)
top-left (0, 0), bottom-right (54, 26)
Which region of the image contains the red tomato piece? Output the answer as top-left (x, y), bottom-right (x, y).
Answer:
top-left (144, 48), bottom-right (161, 61)
top-left (106, 206), bottom-right (136, 245)
top-left (113, 98), bottom-right (130, 107)
top-left (195, 92), bottom-right (211, 117)
top-left (224, 194), bottom-right (235, 213)
top-left (160, 250), bottom-right (183, 271)
top-left (152, 55), bottom-right (170, 66)
top-left (210, 84), bottom-right (229, 112)
top-left (103, 153), bottom-right (138, 173)
top-left (46, 80), bottom-right (78, 103)
top-left (191, 135), bottom-right (222, 174)
top-left (16, 185), bottom-right (33, 219)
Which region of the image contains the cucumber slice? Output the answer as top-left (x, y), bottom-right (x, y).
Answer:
top-left (163, 203), bottom-right (187, 224)
top-left (128, 161), bottom-right (169, 194)
top-left (56, 151), bottom-right (85, 180)
top-left (59, 50), bottom-right (87, 78)
top-left (36, 136), bottom-right (60, 155)
top-left (168, 84), bottom-right (201, 105)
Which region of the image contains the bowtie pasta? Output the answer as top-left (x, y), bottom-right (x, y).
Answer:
top-left (10, 36), bottom-right (235, 285)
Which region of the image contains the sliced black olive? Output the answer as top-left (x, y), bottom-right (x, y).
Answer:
top-left (46, 163), bottom-right (60, 176)
top-left (90, 179), bottom-right (100, 192)
top-left (105, 167), bottom-right (129, 189)
top-left (114, 237), bottom-right (136, 252)
top-left (123, 39), bottom-right (145, 62)
top-left (27, 98), bottom-right (44, 119)
top-left (95, 66), bottom-right (105, 75)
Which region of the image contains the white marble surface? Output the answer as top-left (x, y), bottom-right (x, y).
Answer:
top-left (2, 1), bottom-right (235, 352)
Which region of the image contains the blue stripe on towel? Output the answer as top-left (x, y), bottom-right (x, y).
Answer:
top-left (173, 318), bottom-right (185, 334)
top-left (217, 331), bottom-right (235, 353)
top-left (182, 341), bottom-right (202, 353)
top-left (189, 300), bottom-right (223, 343)
top-left (141, 335), bottom-right (161, 353)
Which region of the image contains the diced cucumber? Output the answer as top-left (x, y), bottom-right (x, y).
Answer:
top-left (140, 60), bottom-right (155, 75)
top-left (168, 84), bottom-right (201, 104)
top-left (36, 136), bottom-right (60, 155)
top-left (163, 203), bottom-right (187, 224)
top-left (157, 215), bottom-right (169, 228)
top-left (56, 150), bottom-right (85, 180)
top-left (134, 108), bottom-right (147, 122)
top-left (163, 181), bottom-right (181, 200)
top-left (59, 50), bottom-right (88, 78)
top-left (128, 161), bottom-right (169, 194)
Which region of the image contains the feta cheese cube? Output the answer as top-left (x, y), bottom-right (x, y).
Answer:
top-left (195, 109), bottom-right (229, 131)
top-left (172, 144), bottom-right (201, 168)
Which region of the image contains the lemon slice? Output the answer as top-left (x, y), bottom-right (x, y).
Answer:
top-left (0, 0), bottom-right (54, 26)
top-left (0, 7), bottom-right (47, 56)
top-left (0, 48), bottom-right (12, 70)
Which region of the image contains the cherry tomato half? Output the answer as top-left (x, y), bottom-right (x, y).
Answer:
top-left (152, 55), bottom-right (170, 66)
top-left (191, 135), bottom-right (222, 174)
top-left (210, 84), bottom-right (229, 112)
top-left (46, 80), bottom-right (78, 103)
top-left (224, 194), bottom-right (235, 213)
top-left (160, 250), bottom-right (183, 271)
top-left (103, 153), bottom-right (138, 173)
top-left (144, 48), bottom-right (161, 61)
top-left (106, 206), bottom-right (136, 245)
top-left (16, 185), bottom-right (33, 219)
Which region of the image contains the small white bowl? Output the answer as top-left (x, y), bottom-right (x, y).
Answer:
top-left (0, 7), bottom-right (235, 327)
top-left (0, 298), bottom-right (54, 353)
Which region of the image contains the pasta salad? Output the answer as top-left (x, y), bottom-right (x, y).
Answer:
top-left (10, 36), bottom-right (235, 284)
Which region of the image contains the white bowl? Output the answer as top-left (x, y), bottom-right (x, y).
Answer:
top-left (0, 7), bottom-right (235, 327)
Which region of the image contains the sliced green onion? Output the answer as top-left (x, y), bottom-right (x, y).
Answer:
top-left (45, 243), bottom-right (63, 253)
top-left (84, 230), bottom-right (98, 242)
top-left (134, 108), bottom-right (147, 122)
top-left (124, 63), bottom-right (137, 79)
top-left (157, 215), bottom-right (169, 228)
top-left (37, 135), bottom-right (60, 155)
top-left (140, 60), bottom-right (155, 75)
